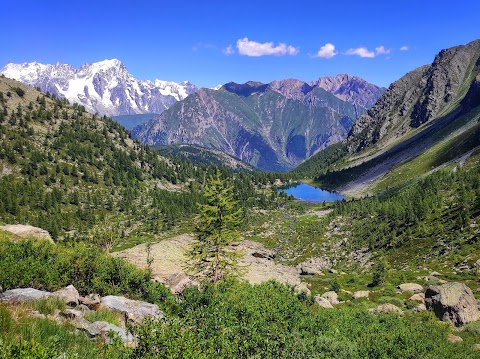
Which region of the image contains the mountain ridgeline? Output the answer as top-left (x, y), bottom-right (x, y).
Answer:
top-left (132, 76), bottom-right (384, 171)
top-left (295, 39), bottom-right (480, 194)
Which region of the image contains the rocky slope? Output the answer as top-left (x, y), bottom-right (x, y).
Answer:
top-left (311, 73), bottom-right (385, 117)
top-left (132, 77), bottom-right (383, 171)
top-left (297, 39), bottom-right (480, 195)
top-left (0, 59), bottom-right (197, 116)
top-left (348, 39), bottom-right (480, 154)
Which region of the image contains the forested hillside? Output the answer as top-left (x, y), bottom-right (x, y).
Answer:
top-left (0, 76), bottom-right (284, 243)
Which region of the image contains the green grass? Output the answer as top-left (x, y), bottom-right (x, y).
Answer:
top-left (32, 297), bottom-right (65, 315)
top-left (0, 304), bottom-right (108, 359)
top-left (84, 308), bottom-right (123, 327)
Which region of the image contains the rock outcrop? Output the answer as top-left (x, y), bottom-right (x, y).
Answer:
top-left (425, 282), bottom-right (480, 327)
top-left (297, 258), bottom-right (332, 275)
top-left (369, 303), bottom-right (404, 316)
top-left (52, 285), bottom-right (80, 306)
top-left (314, 295), bottom-right (334, 309)
top-left (0, 288), bottom-right (51, 302)
top-left (352, 290), bottom-right (370, 299)
top-left (321, 291), bottom-right (339, 305)
top-left (0, 224), bottom-right (53, 243)
top-left (398, 283), bottom-right (423, 294)
top-left (101, 295), bottom-right (164, 324)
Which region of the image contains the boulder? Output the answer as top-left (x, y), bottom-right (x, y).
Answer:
top-left (72, 319), bottom-right (135, 344)
top-left (314, 295), bottom-right (334, 309)
top-left (352, 290), bottom-right (370, 299)
top-left (52, 285), bottom-right (79, 306)
top-left (398, 283), bottom-right (423, 294)
top-left (0, 224), bottom-right (53, 243)
top-left (321, 291), bottom-right (339, 305)
top-left (409, 293), bottom-right (425, 303)
top-left (369, 303), bottom-right (404, 316)
top-left (61, 308), bottom-right (84, 319)
top-left (447, 334), bottom-right (463, 343)
top-left (412, 303), bottom-right (427, 313)
top-left (0, 288), bottom-right (50, 303)
top-left (425, 282), bottom-right (480, 327)
top-left (297, 258), bottom-right (331, 275)
top-left (163, 272), bottom-right (198, 295)
top-left (473, 343), bottom-right (480, 351)
top-left (101, 295), bottom-right (164, 324)
top-left (79, 294), bottom-right (101, 309)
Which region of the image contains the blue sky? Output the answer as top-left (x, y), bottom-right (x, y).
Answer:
top-left (2, 0), bottom-right (479, 88)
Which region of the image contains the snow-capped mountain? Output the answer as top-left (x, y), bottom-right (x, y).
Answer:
top-left (0, 59), bottom-right (198, 116)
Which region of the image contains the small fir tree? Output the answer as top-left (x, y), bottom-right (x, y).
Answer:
top-left (188, 170), bottom-right (243, 283)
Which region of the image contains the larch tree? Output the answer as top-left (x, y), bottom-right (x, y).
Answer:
top-left (188, 170), bottom-right (243, 283)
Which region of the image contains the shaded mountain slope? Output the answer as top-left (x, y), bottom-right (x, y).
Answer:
top-left (132, 76), bottom-right (383, 171)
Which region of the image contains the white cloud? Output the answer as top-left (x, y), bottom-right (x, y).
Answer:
top-left (345, 47), bottom-right (375, 58)
top-left (223, 45), bottom-right (234, 55)
top-left (315, 43), bottom-right (337, 58)
top-left (345, 45), bottom-right (391, 58)
top-left (400, 45), bottom-right (409, 51)
top-left (236, 37), bottom-right (299, 57)
top-left (375, 46), bottom-right (391, 55)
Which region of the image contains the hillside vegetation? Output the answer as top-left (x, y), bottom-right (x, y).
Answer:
top-left (0, 76), bottom-right (284, 243)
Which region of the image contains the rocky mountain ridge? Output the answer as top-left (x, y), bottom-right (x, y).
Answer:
top-left (348, 39), bottom-right (480, 154)
top-left (0, 59), bottom-right (198, 116)
top-left (132, 76), bottom-right (383, 171)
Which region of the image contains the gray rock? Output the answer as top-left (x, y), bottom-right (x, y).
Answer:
top-left (409, 293), bottom-right (425, 303)
top-left (297, 258), bottom-right (332, 275)
top-left (52, 285), bottom-right (79, 306)
top-left (398, 283), bottom-right (423, 294)
top-left (164, 272), bottom-right (198, 295)
top-left (101, 295), bottom-right (164, 324)
top-left (412, 303), bottom-right (427, 313)
top-left (75, 304), bottom-right (93, 313)
top-left (321, 291), bottom-right (339, 305)
top-left (314, 295), bottom-right (334, 309)
top-left (369, 303), bottom-right (404, 316)
top-left (425, 282), bottom-right (480, 327)
top-left (0, 224), bottom-right (53, 243)
top-left (61, 308), bottom-right (84, 319)
top-left (447, 334), bottom-right (463, 343)
top-left (79, 294), bottom-right (101, 309)
top-left (0, 288), bottom-right (51, 303)
top-left (352, 290), bottom-right (370, 299)
top-left (72, 319), bottom-right (135, 344)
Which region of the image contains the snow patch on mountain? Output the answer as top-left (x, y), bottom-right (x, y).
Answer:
top-left (1, 59), bottom-right (198, 116)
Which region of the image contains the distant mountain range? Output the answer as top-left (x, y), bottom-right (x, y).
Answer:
top-left (132, 76), bottom-right (385, 171)
top-left (0, 59), bottom-right (198, 116)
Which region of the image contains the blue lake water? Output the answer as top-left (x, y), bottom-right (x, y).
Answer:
top-left (279, 183), bottom-right (344, 203)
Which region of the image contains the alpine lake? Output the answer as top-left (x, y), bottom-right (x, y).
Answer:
top-left (279, 183), bottom-right (344, 203)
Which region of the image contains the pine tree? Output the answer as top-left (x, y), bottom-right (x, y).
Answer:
top-left (188, 170), bottom-right (243, 283)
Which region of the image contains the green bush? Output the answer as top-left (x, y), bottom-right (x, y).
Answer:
top-left (12, 87), bottom-right (25, 97)
top-left (0, 238), bottom-right (172, 307)
top-left (128, 280), bottom-right (476, 358)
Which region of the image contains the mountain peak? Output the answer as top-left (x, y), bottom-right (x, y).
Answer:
top-left (1, 59), bottom-right (198, 116)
